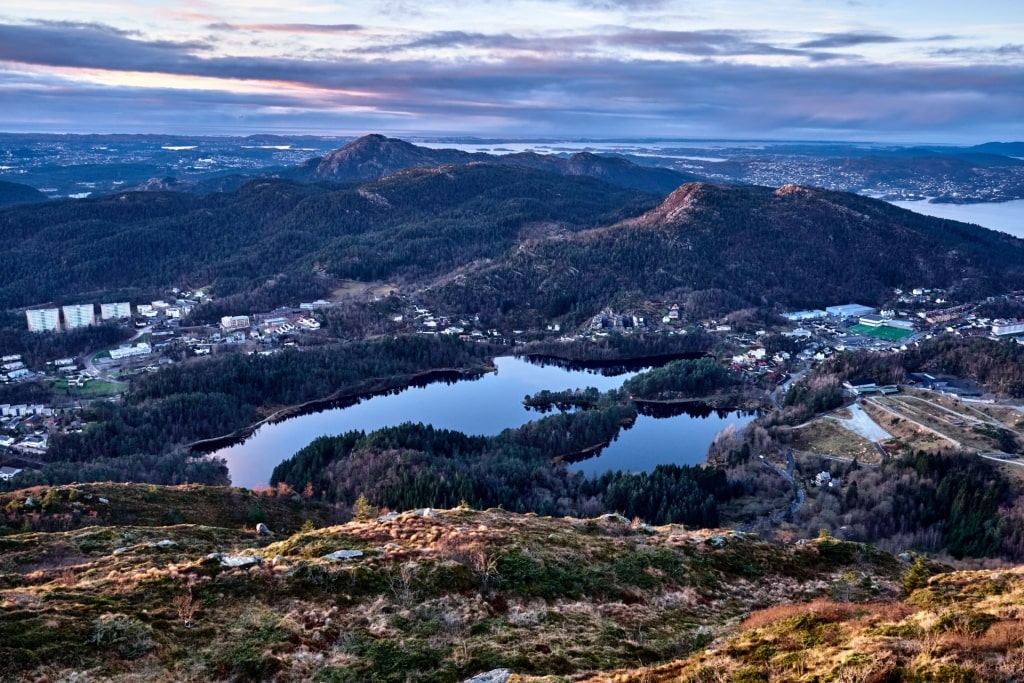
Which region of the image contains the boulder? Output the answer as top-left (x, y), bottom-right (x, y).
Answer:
top-left (256, 523), bottom-right (272, 536)
top-left (205, 553), bottom-right (263, 569)
top-left (322, 549), bottom-right (363, 561)
top-left (462, 670), bottom-right (512, 683)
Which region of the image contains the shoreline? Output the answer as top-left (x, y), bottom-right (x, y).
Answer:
top-left (187, 363), bottom-right (495, 454)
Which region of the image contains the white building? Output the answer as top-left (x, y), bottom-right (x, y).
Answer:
top-left (827, 304), bottom-right (876, 318)
top-left (993, 321), bottom-right (1024, 337)
top-left (26, 308), bottom-right (60, 333)
top-left (100, 302), bottom-right (132, 320)
top-left (783, 309), bottom-right (827, 322)
top-left (0, 466), bottom-right (21, 481)
top-left (221, 315), bottom-right (251, 332)
top-left (859, 314), bottom-right (886, 327)
top-left (62, 304), bottom-right (95, 330)
top-left (109, 342), bottom-right (152, 360)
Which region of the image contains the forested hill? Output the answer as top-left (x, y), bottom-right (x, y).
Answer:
top-left (429, 182), bottom-right (1024, 321)
top-left (286, 133), bottom-right (700, 193)
top-left (0, 179), bottom-right (46, 209)
top-left (0, 164), bottom-right (660, 310)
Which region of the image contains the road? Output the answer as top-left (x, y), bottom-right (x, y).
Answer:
top-left (82, 323), bottom-right (152, 382)
top-left (864, 398), bottom-right (962, 448)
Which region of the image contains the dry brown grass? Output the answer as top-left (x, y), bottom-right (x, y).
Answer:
top-left (790, 419), bottom-right (880, 463)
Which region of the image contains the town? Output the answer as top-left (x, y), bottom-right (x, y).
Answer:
top-left (4, 281), bottom-right (1024, 483)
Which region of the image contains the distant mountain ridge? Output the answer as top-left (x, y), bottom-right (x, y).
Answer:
top-left (287, 133), bottom-right (701, 193)
top-left (0, 179), bottom-right (46, 209)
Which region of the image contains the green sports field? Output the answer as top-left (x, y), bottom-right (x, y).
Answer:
top-left (849, 323), bottom-right (914, 341)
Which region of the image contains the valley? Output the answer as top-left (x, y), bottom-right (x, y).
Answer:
top-left (3, 134), bottom-right (1024, 681)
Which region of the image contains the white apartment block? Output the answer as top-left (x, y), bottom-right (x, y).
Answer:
top-left (25, 308), bottom-right (60, 333)
top-left (100, 302), bottom-right (132, 320)
top-left (62, 304), bottom-right (96, 330)
top-left (220, 315), bottom-right (251, 331)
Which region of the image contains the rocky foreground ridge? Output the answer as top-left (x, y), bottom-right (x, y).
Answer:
top-left (0, 483), bottom-right (1020, 681)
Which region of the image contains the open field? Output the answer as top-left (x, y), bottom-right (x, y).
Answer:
top-left (848, 323), bottom-right (914, 341)
top-left (861, 400), bottom-right (953, 452)
top-left (48, 378), bottom-right (124, 397)
top-left (790, 418), bottom-right (882, 463)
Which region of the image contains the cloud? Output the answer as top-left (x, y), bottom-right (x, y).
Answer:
top-left (0, 21), bottom-right (211, 72)
top-left (208, 23), bottom-right (364, 34)
top-left (574, 0), bottom-right (671, 9)
top-left (932, 44), bottom-right (1024, 59)
top-left (0, 19), bottom-right (1020, 141)
top-left (797, 31), bottom-right (903, 49)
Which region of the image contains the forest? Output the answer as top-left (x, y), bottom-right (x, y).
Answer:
top-left (426, 183), bottom-right (1024, 324)
top-left (2, 164), bottom-right (1023, 335)
top-left (270, 412), bottom-right (737, 527)
top-left (0, 165), bottom-right (658, 313)
top-left (30, 336), bottom-right (493, 486)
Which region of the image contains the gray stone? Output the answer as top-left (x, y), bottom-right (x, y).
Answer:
top-left (155, 540), bottom-right (177, 548)
top-left (205, 553), bottom-right (263, 569)
top-left (898, 552), bottom-right (913, 563)
top-left (376, 511), bottom-right (400, 523)
top-left (599, 513), bottom-right (631, 524)
top-left (255, 522), bottom-right (272, 536)
top-left (413, 508), bottom-right (436, 518)
top-left (322, 549), bottom-right (363, 561)
top-left (461, 670), bottom-right (512, 683)
top-left (707, 535), bottom-right (727, 548)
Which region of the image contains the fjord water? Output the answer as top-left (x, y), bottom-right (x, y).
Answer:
top-left (214, 356), bottom-right (752, 489)
top-left (888, 198), bottom-right (1024, 238)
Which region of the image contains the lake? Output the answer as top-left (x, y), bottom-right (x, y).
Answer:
top-left (888, 198), bottom-right (1024, 239)
top-left (211, 356), bottom-right (752, 488)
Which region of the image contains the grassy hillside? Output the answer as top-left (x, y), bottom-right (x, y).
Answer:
top-left (0, 483), bottom-right (918, 682)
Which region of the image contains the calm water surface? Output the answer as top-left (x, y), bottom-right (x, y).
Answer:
top-left (888, 198), bottom-right (1024, 238)
top-left (213, 356), bottom-right (752, 488)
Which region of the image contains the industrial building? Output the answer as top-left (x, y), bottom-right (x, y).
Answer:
top-left (25, 308), bottom-right (60, 333)
top-left (783, 309), bottom-right (827, 322)
top-left (826, 304), bottom-right (876, 318)
top-left (62, 304), bottom-right (95, 330)
top-left (100, 302), bottom-right (132, 320)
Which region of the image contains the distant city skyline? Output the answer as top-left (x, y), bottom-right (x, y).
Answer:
top-left (1, 1), bottom-right (1022, 142)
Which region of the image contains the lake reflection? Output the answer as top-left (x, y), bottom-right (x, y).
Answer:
top-left (211, 356), bottom-right (752, 488)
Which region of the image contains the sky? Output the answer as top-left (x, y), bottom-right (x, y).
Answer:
top-left (1, 0), bottom-right (1022, 142)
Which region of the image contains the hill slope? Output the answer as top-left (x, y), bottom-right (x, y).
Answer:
top-left (288, 133), bottom-right (700, 193)
top-left (0, 484), bottom-right (914, 682)
top-left (430, 182), bottom-right (1024, 321)
top-left (0, 164), bottom-right (660, 310)
top-left (0, 179), bottom-right (46, 209)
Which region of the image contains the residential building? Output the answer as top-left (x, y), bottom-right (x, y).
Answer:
top-left (62, 304), bottom-right (95, 330)
top-left (993, 321), bottom-right (1024, 336)
top-left (220, 315), bottom-right (251, 332)
top-left (109, 343), bottom-right (152, 360)
top-left (100, 302), bottom-right (132, 320)
top-left (25, 308), bottom-right (60, 333)
top-left (0, 466), bottom-right (21, 481)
